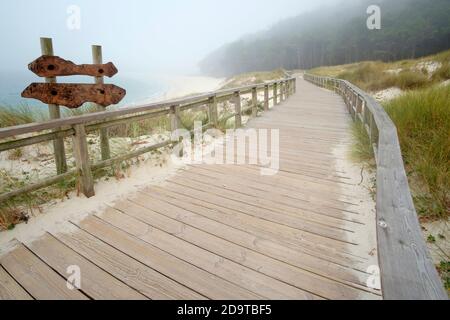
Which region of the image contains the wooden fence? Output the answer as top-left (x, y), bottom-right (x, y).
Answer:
top-left (304, 73), bottom-right (447, 300)
top-left (0, 78), bottom-right (296, 203)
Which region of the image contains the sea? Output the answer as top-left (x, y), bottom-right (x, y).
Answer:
top-left (0, 70), bottom-right (169, 111)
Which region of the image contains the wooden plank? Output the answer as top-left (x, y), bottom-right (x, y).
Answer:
top-left (182, 166), bottom-right (364, 221)
top-left (54, 227), bottom-right (204, 300)
top-left (168, 176), bottom-right (356, 245)
top-left (0, 128), bottom-right (74, 153)
top-left (0, 265), bottom-right (33, 300)
top-left (28, 55), bottom-right (118, 78)
top-left (21, 83), bottom-right (126, 109)
top-left (74, 216), bottom-right (263, 300)
top-left (139, 187), bottom-right (368, 270)
top-left (96, 208), bottom-right (321, 300)
top-left (29, 233), bottom-right (147, 300)
top-left (112, 201), bottom-right (380, 298)
top-left (1, 244), bottom-right (88, 300)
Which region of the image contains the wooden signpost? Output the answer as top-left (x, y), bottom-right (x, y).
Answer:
top-left (22, 83), bottom-right (126, 109)
top-left (22, 44), bottom-right (125, 109)
top-left (21, 38), bottom-right (126, 175)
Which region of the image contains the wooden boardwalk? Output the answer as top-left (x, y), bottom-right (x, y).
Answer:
top-left (0, 78), bottom-right (382, 300)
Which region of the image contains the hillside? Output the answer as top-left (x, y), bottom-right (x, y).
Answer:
top-left (200, 0), bottom-right (450, 77)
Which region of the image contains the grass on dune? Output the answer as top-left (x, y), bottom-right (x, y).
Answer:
top-left (310, 49), bottom-right (450, 92)
top-left (334, 62), bottom-right (430, 92)
top-left (383, 84), bottom-right (450, 220)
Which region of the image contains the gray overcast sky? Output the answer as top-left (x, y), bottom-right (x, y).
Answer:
top-left (0, 0), bottom-right (339, 75)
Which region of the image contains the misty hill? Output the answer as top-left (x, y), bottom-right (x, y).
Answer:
top-left (200, 0), bottom-right (450, 77)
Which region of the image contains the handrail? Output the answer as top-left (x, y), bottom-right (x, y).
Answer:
top-left (0, 78), bottom-right (294, 139)
top-left (304, 73), bottom-right (447, 300)
top-left (0, 77), bottom-right (296, 203)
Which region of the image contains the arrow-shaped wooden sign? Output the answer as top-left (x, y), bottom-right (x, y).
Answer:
top-left (28, 55), bottom-right (118, 78)
top-left (21, 83), bottom-right (126, 108)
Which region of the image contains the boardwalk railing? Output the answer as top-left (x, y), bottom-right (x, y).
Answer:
top-left (0, 78), bottom-right (296, 203)
top-left (304, 73), bottom-right (447, 300)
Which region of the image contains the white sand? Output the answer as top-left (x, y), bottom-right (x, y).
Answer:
top-left (135, 75), bottom-right (225, 105)
top-left (332, 143), bottom-right (379, 269)
top-left (422, 219), bottom-right (450, 266)
top-left (372, 87), bottom-right (403, 102)
top-left (415, 61), bottom-right (442, 77)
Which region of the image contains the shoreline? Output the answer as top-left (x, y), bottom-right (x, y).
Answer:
top-left (126, 75), bottom-right (226, 106)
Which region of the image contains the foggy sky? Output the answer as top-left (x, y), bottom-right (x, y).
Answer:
top-left (0, 0), bottom-right (341, 76)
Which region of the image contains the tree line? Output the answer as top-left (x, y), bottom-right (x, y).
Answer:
top-left (200, 0), bottom-right (450, 77)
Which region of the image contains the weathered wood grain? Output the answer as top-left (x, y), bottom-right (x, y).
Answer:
top-left (28, 55), bottom-right (118, 78)
top-left (21, 83), bottom-right (126, 108)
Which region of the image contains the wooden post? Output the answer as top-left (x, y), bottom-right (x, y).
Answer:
top-left (72, 124), bottom-right (95, 198)
top-left (356, 96), bottom-right (363, 121)
top-left (170, 105), bottom-right (181, 131)
top-left (92, 45), bottom-right (111, 161)
top-left (208, 96), bottom-right (218, 127)
top-left (350, 92), bottom-right (356, 119)
top-left (363, 100), bottom-right (370, 125)
top-left (234, 92), bottom-right (242, 128)
top-left (251, 87), bottom-right (258, 118)
top-left (40, 37), bottom-right (67, 175)
top-left (280, 82), bottom-right (284, 102)
top-left (273, 83), bottom-right (278, 105)
top-left (264, 85), bottom-right (269, 111)
top-left (369, 113), bottom-right (377, 146)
